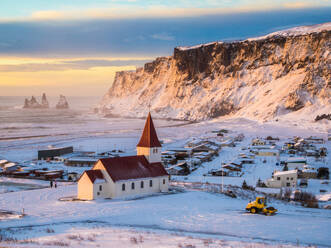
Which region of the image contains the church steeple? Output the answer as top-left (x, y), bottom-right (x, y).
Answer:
top-left (137, 112), bottom-right (161, 148)
top-left (137, 113), bottom-right (162, 163)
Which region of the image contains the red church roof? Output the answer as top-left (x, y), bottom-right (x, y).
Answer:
top-left (137, 112), bottom-right (162, 148)
top-left (83, 169), bottom-right (104, 183)
top-left (98, 155), bottom-right (168, 182)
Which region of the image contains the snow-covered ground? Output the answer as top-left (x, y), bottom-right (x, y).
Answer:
top-left (0, 116), bottom-right (330, 247)
top-left (1, 184), bottom-right (331, 247)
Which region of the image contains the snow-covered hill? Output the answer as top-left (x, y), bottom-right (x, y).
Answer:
top-left (98, 22), bottom-right (331, 121)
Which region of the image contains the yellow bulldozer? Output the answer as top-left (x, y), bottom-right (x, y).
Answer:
top-left (245, 197), bottom-right (277, 215)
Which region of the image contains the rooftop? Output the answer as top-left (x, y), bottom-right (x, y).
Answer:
top-left (274, 170), bottom-right (297, 176)
top-left (98, 155), bottom-right (168, 182)
top-left (84, 169), bottom-right (104, 183)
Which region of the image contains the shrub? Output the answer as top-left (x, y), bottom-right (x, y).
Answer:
top-left (293, 191), bottom-right (318, 208)
top-left (242, 180), bottom-right (255, 191)
top-left (130, 237), bottom-right (138, 244)
top-left (315, 114), bottom-right (331, 121)
top-left (67, 235), bottom-right (84, 241)
top-left (282, 188), bottom-right (292, 200)
top-left (317, 167), bottom-right (329, 179)
top-left (43, 241), bottom-right (69, 246)
top-left (46, 228), bottom-right (55, 233)
top-left (256, 178), bottom-right (267, 187)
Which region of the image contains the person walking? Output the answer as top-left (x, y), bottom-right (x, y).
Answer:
top-left (54, 181), bottom-right (57, 188)
top-left (50, 180), bottom-right (53, 188)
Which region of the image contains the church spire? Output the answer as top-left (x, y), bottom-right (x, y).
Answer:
top-left (137, 112), bottom-right (161, 148)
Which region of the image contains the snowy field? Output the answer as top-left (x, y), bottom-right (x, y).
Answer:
top-left (0, 112), bottom-right (330, 247)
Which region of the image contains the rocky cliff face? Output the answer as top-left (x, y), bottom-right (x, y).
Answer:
top-left (98, 23), bottom-right (331, 121)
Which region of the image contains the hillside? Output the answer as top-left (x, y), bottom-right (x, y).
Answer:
top-left (98, 23), bottom-right (331, 121)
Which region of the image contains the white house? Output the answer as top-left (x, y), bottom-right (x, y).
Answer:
top-left (266, 170), bottom-right (298, 188)
top-left (77, 113), bottom-right (169, 200)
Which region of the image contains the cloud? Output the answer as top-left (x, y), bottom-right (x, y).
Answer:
top-left (0, 65), bottom-right (137, 96)
top-left (1, 7), bottom-right (330, 58)
top-left (0, 58), bottom-right (151, 72)
top-left (283, 1), bottom-right (330, 8)
top-left (2, 1), bottom-right (330, 22)
top-left (150, 33), bottom-right (175, 41)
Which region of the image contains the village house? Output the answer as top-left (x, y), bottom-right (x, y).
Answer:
top-left (38, 146), bottom-right (73, 160)
top-left (77, 113), bottom-right (169, 200)
top-left (252, 138), bottom-right (266, 146)
top-left (0, 160), bottom-right (8, 167)
top-left (166, 162), bottom-right (190, 175)
top-left (257, 149), bottom-right (280, 157)
top-left (3, 163), bottom-right (20, 173)
top-left (286, 157), bottom-right (307, 170)
top-left (305, 136), bottom-right (324, 144)
top-left (266, 170), bottom-right (298, 188)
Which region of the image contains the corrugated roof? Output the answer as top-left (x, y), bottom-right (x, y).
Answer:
top-left (137, 112), bottom-right (162, 148)
top-left (99, 155), bottom-right (168, 182)
top-left (84, 169), bottom-right (104, 183)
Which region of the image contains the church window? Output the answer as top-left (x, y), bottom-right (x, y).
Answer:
top-left (131, 182), bottom-right (135, 190)
top-left (141, 181), bottom-right (144, 188)
top-left (122, 184), bottom-right (125, 191)
top-left (149, 180), bottom-right (153, 187)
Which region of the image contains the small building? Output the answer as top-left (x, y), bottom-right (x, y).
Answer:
top-left (252, 139), bottom-right (266, 146)
top-left (257, 149), bottom-right (280, 157)
top-left (65, 157), bottom-right (99, 167)
top-left (284, 142), bottom-right (295, 149)
top-left (305, 149), bottom-right (319, 157)
top-left (286, 157), bottom-right (307, 169)
top-left (299, 169), bottom-right (317, 179)
top-left (3, 163), bottom-right (20, 172)
top-left (0, 160), bottom-right (8, 167)
top-left (266, 170), bottom-right (297, 188)
top-left (67, 172), bottom-right (79, 181)
top-left (77, 113), bottom-right (169, 200)
top-left (38, 146), bottom-right (73, 160)
top-left (220, 140), bottom-right (235, 147)
top-left (167, 162), bottom-right (190, 175)
top-left (239, 158), bottom-right (254, 164)
top-left (305, 136), bottom-right (324, 144)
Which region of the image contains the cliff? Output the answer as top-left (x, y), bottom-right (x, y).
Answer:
top-left (98, 23), bottom-right (331, 121)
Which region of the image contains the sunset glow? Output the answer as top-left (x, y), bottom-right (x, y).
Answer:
top-left (0, 1), bottom-right (330, 96)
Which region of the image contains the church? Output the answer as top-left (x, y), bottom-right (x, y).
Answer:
top-left (77, 113), bottom-right (169, 200)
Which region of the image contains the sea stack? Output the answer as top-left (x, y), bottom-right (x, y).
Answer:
top-left (41, 93), bottom-right (49, 108)
top-left (23, 96), bottom-right (41, 109)
top-left (23, 94), bottom-right (49, 109)
top-left (56, 95), bottom-right (69, 109)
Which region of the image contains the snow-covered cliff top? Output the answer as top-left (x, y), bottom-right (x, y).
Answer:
top-left (248, 22), bottom-right (331, 41)
top-left (177, 22), bottom-right (331, 51)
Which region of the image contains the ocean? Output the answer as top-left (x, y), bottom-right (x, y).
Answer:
top-left (0, 96), bottom-right (184, 162)
top-left (0, 96), bottom-right (100, 136)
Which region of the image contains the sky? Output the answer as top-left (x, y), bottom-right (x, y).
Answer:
top-left (0, 1), bottom-right (330, 97)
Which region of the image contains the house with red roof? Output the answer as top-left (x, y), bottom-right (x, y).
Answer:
top-left (77, 113), bottom-right (169, 200)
